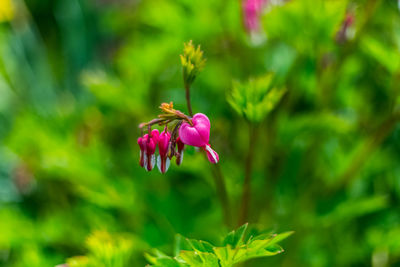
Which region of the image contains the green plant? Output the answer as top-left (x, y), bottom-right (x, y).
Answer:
top-left (146, 224), bottom-right (293, 267)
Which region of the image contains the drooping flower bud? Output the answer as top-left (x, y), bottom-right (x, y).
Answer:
top-left (179, 113), bottom-right (219, 164)
top-left (141, 129), bottom-right (159, 171)
top-left (175, 137), bottom-right (185, 166)
top-left (157, 130), bottom-right (171, 173)
top-left (137, 136), bottom-right (146, 167)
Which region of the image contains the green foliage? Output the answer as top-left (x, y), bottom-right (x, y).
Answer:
top-left (65, 231), bottom-right (133, 267)
top-left (146, 224), bottom-right (293, 267)
top-left (360, 35), bottom-right (400, 74)
top-left (263, 0), bottom-right (348, 52)
top-left (229, 74), bottom-right (286, 122)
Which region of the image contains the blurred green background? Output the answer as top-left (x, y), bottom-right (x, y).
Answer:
top-left (1, 0), bottom-right (400, 266)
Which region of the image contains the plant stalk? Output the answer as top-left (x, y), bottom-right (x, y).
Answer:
top-left (212, 164), bottom-right (232, 227)
top-left (185, 84), bottom-right (193, 117)
top-left (333, 112), bottom-right (400, 191)
top-left (238, 123), bottom-right (258, 225)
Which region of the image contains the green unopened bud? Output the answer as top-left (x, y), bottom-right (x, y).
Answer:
top-left (180, 40), bottom-right (206, 87)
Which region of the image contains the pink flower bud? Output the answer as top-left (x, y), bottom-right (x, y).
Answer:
top-left (137, 136), bottom-right (145, 167)
top-left (175, 137), bottom-right (185, 166)
top-left (157, 130), bottom-right (171, 174)
top-left (141, 129), bottom-right (159, 171)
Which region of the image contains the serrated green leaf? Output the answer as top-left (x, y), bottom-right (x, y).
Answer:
top-left (229, 74), bottom-right (285, 123)
top-left (178, 251), bottom-right (203, 266)
top-left (247, 236), bottom-right (276, 251)
top-left (213, 246), bottom-right (234, 267)
top-left (265, 231), bottom-right (294, 247)
top-left (265, 244), bottom-right (284, 254)
top-left (151, 257), bottom-right (189, 267)
top-left (222, 223), bottom-right (248, 248)
top-left (178, 251), bottom-right (219, 267)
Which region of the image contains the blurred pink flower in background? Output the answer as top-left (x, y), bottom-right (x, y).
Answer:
top-left (336, 11), bottom-right (355, 44)
top-left (242, 0), bottom-right (268, 33)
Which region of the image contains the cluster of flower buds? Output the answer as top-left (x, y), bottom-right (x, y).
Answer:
top-left (180, 40), bottom-right (206, 88)
top-left (138, 102), bottom-right (219, 173)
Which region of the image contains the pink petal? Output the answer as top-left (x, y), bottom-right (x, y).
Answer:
top-left (204, 145), bottom-right (219, 164)
top-left (157, 155), bottom-right (170, 174)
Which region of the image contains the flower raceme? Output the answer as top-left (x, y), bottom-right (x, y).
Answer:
top-left (138, 105), bottom-right (219, 174)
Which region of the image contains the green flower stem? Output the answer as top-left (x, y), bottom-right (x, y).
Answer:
top-left (238, 123), bottom-right (259, 225)
top-left (185, 83), bottom-right (193, 117)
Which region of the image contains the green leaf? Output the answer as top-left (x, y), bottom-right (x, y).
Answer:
top-left (228, 74), bottom-right (286, 123)
top-left (178, 251), bottom-right (219, 267)
top-left (151, 257), bottom-right (189, 267)
top-left (264, 231), bottom-right (295, 247)
top-left (213, 246), bottom-right (234, 267)
top-left (361, 35), bottom-right (400, 73)
top-left (222, 223), bottom-right (248, 248)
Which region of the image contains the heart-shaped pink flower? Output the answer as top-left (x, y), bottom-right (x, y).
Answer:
top-left (179, 113), bottom-right (210, 147)
top-left (179, 113), bottom-right (219, 164)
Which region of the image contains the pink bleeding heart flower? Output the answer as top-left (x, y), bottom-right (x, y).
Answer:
top-left (175, 137), bottom-right (185, 166)
top-left (141, 129), bottom-right (159, 171)
top-left (137, 136), bottom-right (146, 167)
top-left (179, 113), bottom-right (219, 164)
top-left (179, 113), bottom-right (210, 147)
top-left (157, 130), bottom-right (171, 173)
